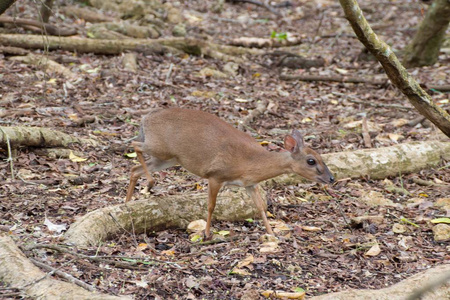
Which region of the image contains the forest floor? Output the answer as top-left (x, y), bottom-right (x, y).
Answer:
top-left (0, 0), bottom-right (449, 299)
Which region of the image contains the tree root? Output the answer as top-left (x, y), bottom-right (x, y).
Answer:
top-left (0, 233), bottom-right (130, 299)
top-left (64, 189), bottom-right (259, 247)
top-left (311, 264), bottom-right (450, 300)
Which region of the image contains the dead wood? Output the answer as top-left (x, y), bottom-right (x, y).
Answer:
top-left (0, 45), bottom-right (28, 55)
top-left (64, 189), bottom-right (259, 246)
top-left (89, 22), bottom-right (161, 39)
top-left (427, 84), bottom-right (450, 92)
top-left (275, 141), bottom-right (450, 185)
top-left (230, 36), bottom-right (302, 48)
top-left (0, 17), bottom-right (76, 36)
top-left (0, 126), bottom-right (99, 149)
top-left (60, 6), bottom-right (117, 23)
top-left (0, 233), bottom-right (130, 300)
top-left (310, 263), bottom-right (450, 300)
top-left (280, 73), bottom-right (387, 85)
top-left (227, 0), bottom-right (282, 16)
top-left (122, 52), bottom-right (138, 73)
top-left (339, 0), bottom-right (450, 137)
top-left (0, 34), bottom-right (261, 62)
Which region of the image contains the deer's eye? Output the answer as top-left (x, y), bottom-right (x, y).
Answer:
top-left (307, 158), bottom-right (316, 166)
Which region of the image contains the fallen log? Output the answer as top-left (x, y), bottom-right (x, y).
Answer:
top-left (0, 34), bottom-right (262, 62)
top-left (0, 126), bottom-right (99, 149)
top-left (274, 140), bottom-right (450, 184)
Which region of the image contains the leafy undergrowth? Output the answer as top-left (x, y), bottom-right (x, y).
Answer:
top-left (0, 0), bottom-right (449, 299)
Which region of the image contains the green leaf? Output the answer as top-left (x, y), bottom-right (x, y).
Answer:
top-left (294, 287), bottom-right (305, 293)
top-left (190, 234), bottom-right (202, 242)
top-left (245, 218), bottom-right (254, 223)
top-left (217, 230), bottom-right (230, 236)
top-left (400, 217), bottom-right (420, 228)
top-left (121, 258), bottom-right (137, 263)
top-left (125, 152), bottom-right (137, 158)
top-left (431, 218), bottom-right (450, 224)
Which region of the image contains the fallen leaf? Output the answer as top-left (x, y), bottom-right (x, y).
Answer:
top-left (365, 243), bottom-right (381, 256)
top-left (187, 219), bottom-right (206, 233)
top-left (431, 218), bottom-right (450, 224)
top-left (301, 226), bottom-right (322, 232)
top-left (392, 223), bottom-right (406, 233)
top-left (69, 151), bottom-right (87, 162)
top-left (44, 217), bottom-right (67, 234)
top-left (230, 267), bottom-right (251, 276)
top-left (236, 254), bottom-right (254, 268)
top-left (136, 243), bottom-right (148, 251)
top-left (125, 152), bottom-right (137, 158)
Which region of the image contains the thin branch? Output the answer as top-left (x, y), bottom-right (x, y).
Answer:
top-left (29, 258), bottom-right (96, 292)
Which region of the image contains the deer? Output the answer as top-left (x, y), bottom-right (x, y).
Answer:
top-left (125, 108), bottom-right (334, 238)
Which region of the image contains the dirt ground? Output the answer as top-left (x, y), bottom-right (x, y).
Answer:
top-left (0, 0), bottom-right (449, 299)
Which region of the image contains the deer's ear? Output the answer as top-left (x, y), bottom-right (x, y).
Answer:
top-left (291, 129), bottom-right (305, 148)
top-left (284, 134), bottom-right (299, 153)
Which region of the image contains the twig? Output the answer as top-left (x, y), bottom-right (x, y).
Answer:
top-left (347, 98), bottom-right (411, 111)
top-left (427, 84), bottom-right (450, 92)
top-left (228, 0), bottom-right (281, 16)
top-left (280, 73), bottom-right (388, 85)
top-left (0, 127), bottom-right (15, 180)
top-left (165, 63), bottom-right (174, 84)
top-left (29, 258), bottom-right (95, 292)
top-left (25, 243), bottom-right (145, 270)
top-left (362, 117), bottom-right (372, 148)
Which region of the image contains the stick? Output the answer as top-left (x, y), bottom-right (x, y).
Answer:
top-left (362, 117), bottom-right (372, 148)
top-left (280, 73), bottom-right (387, 85)
top-left (29, 258), bottom-right (96, 292)
top-left (227, 0), bottom-right (281, 16)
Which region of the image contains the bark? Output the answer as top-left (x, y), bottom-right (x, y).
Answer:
top-left (339, 0), bottom-right (450, 138)
top-left (39, 0), bottom-right (53, 24)
top-left (310, 263), bottom-right (450, 300)
top-left (0, 233), bottom-right (130, 300)
top-left (403, 0), bottom-right (450, 68)
top-left (275, 141), bottom-right (450, 184)
top-left (64, 189), bottom-right (259, 246)
top-left (0, 126), bottom-right (99, 149)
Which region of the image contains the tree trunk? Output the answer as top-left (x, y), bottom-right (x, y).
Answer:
top-left (338, 0), bottom-right (450, 138)
top-left (403, 0), bottom-right (450, 68)
top-left (39, 0), bottom-right (54, 23)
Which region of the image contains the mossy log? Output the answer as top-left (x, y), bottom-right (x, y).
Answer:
top-left (0, 126), bottom-right (99, 149)
top-left (0, 233), bottom-right (130, 300)
top-left (64, 189), bottom-right (258, 246)
top-left (274, 141), bottom-right (450, 184)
